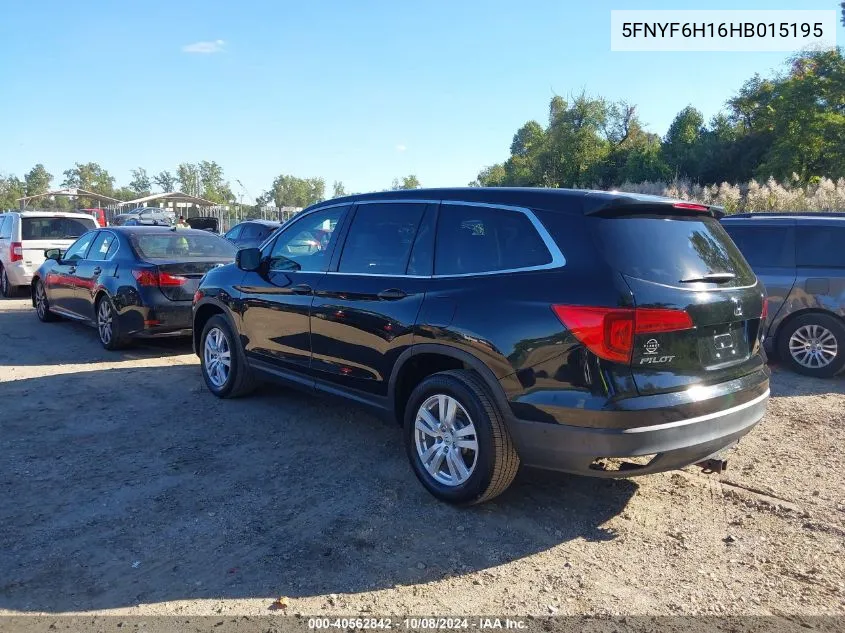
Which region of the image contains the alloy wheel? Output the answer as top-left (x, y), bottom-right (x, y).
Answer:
top-left (204, 326), bottom-right (232, 388)
top-left (789, 324), bottom-right (838, 369)
top-left (97, 300), bottom-right (113, 345)
top-left (414, 394), bottom-right (479, 486)
top-left (35, 283), bottom-right (47, 319)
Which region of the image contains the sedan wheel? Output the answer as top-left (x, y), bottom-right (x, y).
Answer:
top-left (98, 300), bottom-right (114, 345)
top-left (203, 326), bottom-right (232, 388)
top-left (414, 394), bottom-right (479, 486)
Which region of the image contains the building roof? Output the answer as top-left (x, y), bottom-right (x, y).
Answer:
top-left (16, 188), bottom-right (122, 206)
top-left (117, 191), bottom-right (219, 207)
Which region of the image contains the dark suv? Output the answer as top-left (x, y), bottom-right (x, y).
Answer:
top-left (721, 213), bottom-right (845, 378)
top-left (192, 188), bottom-right (769, 504)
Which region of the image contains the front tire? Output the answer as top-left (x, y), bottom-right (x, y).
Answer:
top-left (96, 295), bottom-right (129, 350)
top-left (404, 370), bottom-right (520, 505)
top-left (778, 313), bottom-right (845, 378)
top-left (34, 280), bottom-right (58, 322)
top-left (200, 315), bottom-right (256, 398)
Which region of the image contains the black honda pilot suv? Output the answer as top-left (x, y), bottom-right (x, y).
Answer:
top-left (192, 188), bottom-right (770, 504)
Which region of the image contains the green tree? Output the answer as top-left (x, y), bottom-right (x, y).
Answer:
top-left (332, 181), bottom-right (347, 198)
top-left (24, 164), bottom-right (52, 197)
top-left (176, 163), bottom-right (201, 197)
top-left (153, 170), bottom-right (177, 192)
top-left (662, 106), bottom-right (705, 179)
top-left (271, 175), bottom-right (325, 207)
top-left (471, 164), bottom-right (507, 187)
top-left (0, 174), bottom-right (25, 209)
top-left (391, 175), bottom-right (421, 190)
top-left (61, 162), bottom-right (115, 207)
top-left (198, 160), bottom-right (233, 203)
top-left (128, 168), bottom-right (151, 195)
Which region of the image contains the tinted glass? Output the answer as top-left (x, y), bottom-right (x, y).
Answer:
top-left (225, 224), bottom-right (243, 240)
top-left (22, 216), bottom-right (96, 240)
top-left (434, 204), bottom-right (552, 275)
top-left (131, 233), bottom-right (236, 259)
top-left (339, 203), bottom-right (426, 275)
top-left (722, 224), bottom-right (795, 268)
top-left (106, 237), bottom-right (120, 259)
top-left (88, 232), bottom-right (118, 260)
top-left (591, 215), bottom-right (755, 287)
top-left (407, 205), bottom-right (436, 276)
top-left (796, 226), bottom-right (845, 268)
top-left (241, 223), bottom-right (263, 239)
top-left (62, 232), bottom-right (97, 261)
top-left (268, 206), bottom-right (347, 272)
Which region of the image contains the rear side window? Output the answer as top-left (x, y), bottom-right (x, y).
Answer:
top-left (796, 226), bottom-right (845, 268)
top-left (591, 215), bottom-right (755, 287)
top-left (88, 232), bottom-right (119, 259)
top-left (0, 217), bottom-right (7, 238)
top-left (339, 203), bottom-right (427, 275)
top-left (722, 224), bottom-right (795, 268)
top-left (22, 217), bottom-right (96, 240)
top-left (434, 204), bottom-right (552, 275)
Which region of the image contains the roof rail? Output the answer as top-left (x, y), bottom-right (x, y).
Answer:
top-left (725, 211), bottom-right (845, 218)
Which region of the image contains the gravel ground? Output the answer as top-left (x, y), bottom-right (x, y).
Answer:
top-left (0, 296), bottom-right (843, 617)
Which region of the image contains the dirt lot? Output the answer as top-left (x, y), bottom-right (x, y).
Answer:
top-left (1, 295), bottom-right (843, 618)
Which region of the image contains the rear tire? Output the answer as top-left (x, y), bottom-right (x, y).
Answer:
top-left (404, 369), bottom-right (520, 505)
top-left (96, 295), bottom-right (129, 350)
top-left (0, 267), bottom-right (15, 298)
top-left (34, 280), bottom-right (59, 322)
top-left (200, 315), bottom-right (257, 398)
top-left (777, 313), bottom-right (845, 378)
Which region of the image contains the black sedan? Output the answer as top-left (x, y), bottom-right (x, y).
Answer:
top-left (31, 226), bottom-right (236, 349)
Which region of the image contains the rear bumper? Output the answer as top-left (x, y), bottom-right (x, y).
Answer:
top-left (5, 263), bottom-right (32, 287)
top-left (117, 293), bottom-right (193, 337)
top-left (507, 382), bottom-right (769, 478)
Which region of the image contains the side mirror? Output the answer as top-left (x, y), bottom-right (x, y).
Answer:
top-left (236, 247), bottom-right (263, 272)
top-left (44, 248), bottom-right (62, 261)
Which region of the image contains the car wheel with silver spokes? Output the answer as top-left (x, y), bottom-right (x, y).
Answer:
top-left (404, 370), bottom-right (519, 505)
top-left (34, 280), bottom-right (58, 322)
top-left (203, 326), bottom-right (232, 388)
top-left (778, 314), bottom-right (845, 378)
top-left (789, 324), bottom-right (838, 369)
top-left (199, 314), bottom-right (257, 398)
top-left (96, 296), bottom-right (127, 350)
top-left (414, 394), bottom-right (479, 487)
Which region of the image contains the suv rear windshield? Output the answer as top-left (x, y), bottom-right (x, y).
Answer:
top-left (22, 216), bottom-right (97, 240)
top-left (590, 215), bottom-right (755, 287)
top-left (131, 233), bottom-right (236, 259)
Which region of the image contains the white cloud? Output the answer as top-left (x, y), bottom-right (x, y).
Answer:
top-left (182, 39), bottom-right (226, 54)
top-left (395, 144), bottom-right (407, 152)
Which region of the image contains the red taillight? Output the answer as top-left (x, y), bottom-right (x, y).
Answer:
top-left (552, 305), bottom-right (694, 363)
top-left (672, 202), bottom-right (710, 212)
top-left (761, 298), bottom-right (769, 319)
top-left (132, 269), bottom-right (187, 287)
top-left (193, 289), bottom-right (204, 304)
top-left (10, 242), bottom-right (23, 263)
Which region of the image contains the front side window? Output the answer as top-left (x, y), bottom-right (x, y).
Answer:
top-left (434, 204), bottom-right (552, 275)
top-left (796, 226), bottom-right (845, 268)
top-left (62, 232), bottom-right (97, 261)
top-left (338, 203), bottom-right (427, 275)
top-left (225, 224), bottom-right (243, 240)
top-left (268, 206), bottom-right (348, 272)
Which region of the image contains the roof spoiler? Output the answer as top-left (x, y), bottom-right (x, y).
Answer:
top-left (582, 193), bottom-right (724, 219)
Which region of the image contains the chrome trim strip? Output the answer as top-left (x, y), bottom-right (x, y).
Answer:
top-left (319, 198), bottom-right (566, 279)
top-left (621, 389), bottom-right (769, 434)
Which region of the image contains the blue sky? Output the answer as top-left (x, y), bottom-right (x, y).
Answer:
top-left (0, 0), bottom-right (842, 200)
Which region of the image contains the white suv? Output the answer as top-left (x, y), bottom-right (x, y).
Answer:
top-left (0, 211), bottom-right (99, 297)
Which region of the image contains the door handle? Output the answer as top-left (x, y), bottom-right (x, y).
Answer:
top-left (68, 267), bottom-right (76, 274)
top-left (378, 288), bottom-right (407, 301)
top-left (291, 283), bottom-right (313, 295)
top-left (92, 267), bottom-right (102, 275)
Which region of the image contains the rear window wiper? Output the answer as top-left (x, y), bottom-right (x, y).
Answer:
top-left (679, 272), bottom-right (736, 284)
